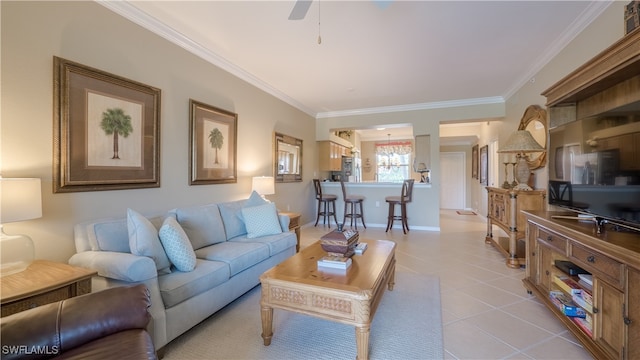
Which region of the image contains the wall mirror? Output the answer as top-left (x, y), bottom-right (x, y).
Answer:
top-left (274, 132), bottom-right (302, 182)
top-left (518, 105), bottom-right (548, 170)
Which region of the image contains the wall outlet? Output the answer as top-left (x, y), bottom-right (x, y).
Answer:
top-left (287, 204), bottom-right (290, 211)
top-left (375, 201), bottom-right (380, 207)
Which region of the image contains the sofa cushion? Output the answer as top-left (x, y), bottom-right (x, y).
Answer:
top-left (157, 259), bottom-right (230, 308)
top-left (194, 242), bottom-right (270, 276)
top-left (127, 209), bottom-right (171, 274)
top-left (245, 190), bottom-right (268, 207)
top-left (217, 199), bottom-right (247, 240)
top-left (241, 202), bottom-right (282, 239)
top-left (159, 217), bottom-right (196, 272)
top-left (90, 219), bottom-right (131, 253)
top-left (229, 231), bottom-right (297, 257)
top-left (172, 204), bottom-right (226, 250)
top-left (85, 214), bottom-right (167, 253)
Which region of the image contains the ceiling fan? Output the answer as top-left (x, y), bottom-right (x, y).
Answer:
top-left (288, 0), bottom-right (392, 20)
top-left (288, 0), bottom-right (313, 20)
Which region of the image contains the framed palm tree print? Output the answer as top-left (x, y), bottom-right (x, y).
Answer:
top-left (53, 57), bottom-right (161, 193)
top-left (189, 99), bottom-right (237, 185)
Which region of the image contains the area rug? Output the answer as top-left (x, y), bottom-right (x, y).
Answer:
top-left (163, 272), bottom-right (443, 360)
top-left (456, 210), bottom-right (476, 215)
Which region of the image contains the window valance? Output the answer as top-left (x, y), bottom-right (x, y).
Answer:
top-left (375, 141), bottom-right (412, 156)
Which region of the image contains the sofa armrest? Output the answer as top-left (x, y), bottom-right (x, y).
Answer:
top-left (278, 214), bottom-right (290, 232)
top-left (69, 251), bottom-right (157, 282)
top-left (0, 284), bottom-right (152, 360)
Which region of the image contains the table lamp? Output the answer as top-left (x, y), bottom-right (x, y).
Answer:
top-left (498, 130), bottom-right (544, 191)
top-left (416, 162), bottom-right (429, 183)
top-left (252, 176), bottom-right (275, 201)
top-left (0, 177), bottom-right (42, 276)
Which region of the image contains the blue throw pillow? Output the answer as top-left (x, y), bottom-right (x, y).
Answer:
top-left (158, 217), bottom-right (196, 272)
top-left (241, 202), bottom-right (282, 239)
top-left (127, 209), bottom-right (172, 274)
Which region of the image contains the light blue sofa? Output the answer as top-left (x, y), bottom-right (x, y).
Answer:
top-left (69, 194), bottom-right (297, 351)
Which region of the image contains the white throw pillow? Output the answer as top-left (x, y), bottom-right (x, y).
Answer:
top-left (127, 209), bottom-right (171, 274)
top-left (159, 217), bottom-right (197, 272)
top-left (241, 202), bottom-right (283, 239)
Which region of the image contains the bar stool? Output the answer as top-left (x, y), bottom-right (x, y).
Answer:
top-left (340, 180), bottom-right (366, 229)
top-left (385, 179), bottom-right (414, 234)
top-left (313, 179), bottom-right (338, 227)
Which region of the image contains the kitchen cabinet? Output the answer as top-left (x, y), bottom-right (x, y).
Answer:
top-left (318, 141), bottom-right (349, 171)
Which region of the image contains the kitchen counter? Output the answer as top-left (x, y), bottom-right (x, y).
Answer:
top-left (318, 181), bottom-right (439, 231)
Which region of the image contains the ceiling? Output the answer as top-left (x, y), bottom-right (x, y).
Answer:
top-left (104, 1), bottom-right (610, 141)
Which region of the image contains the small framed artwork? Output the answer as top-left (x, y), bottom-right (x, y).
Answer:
top-left (480, 145), bottom-right (488, 186)
top-left (189, 99), bottom-right (237, 185)
top-left (471, 144), bottom-right (479, 179)
top-left (53, 57), bottom-right (161, 193)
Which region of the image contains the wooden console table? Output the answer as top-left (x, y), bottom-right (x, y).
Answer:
top-left (485, 187), bottom-right (545, 268)
top-left (1, 260), bottom-right (96, 317)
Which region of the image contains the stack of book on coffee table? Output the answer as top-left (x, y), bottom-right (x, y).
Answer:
top-left (317, 255), bottom-right (352, 269)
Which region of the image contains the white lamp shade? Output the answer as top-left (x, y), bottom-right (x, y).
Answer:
top-left (252, 176), bottom-right (275, 196)
top-left (1, 178), bottom-right (42, 224)
top-left (1, 178), bottom-right (41, 276)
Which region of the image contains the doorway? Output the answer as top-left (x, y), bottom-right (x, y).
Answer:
top-left (440, 152), bottom-right (465, 209)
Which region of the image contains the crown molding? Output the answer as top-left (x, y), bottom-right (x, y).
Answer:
top-left (316, 97), bottom-right (505, 119)
top-left (502, 1), bottom-right (612, 101)
top-left (97, 1), bottom-right (315, 116)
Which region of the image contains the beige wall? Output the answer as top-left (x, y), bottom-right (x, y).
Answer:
top-left (0, 1), bottom-right (628, 262)
top-left (1, 2), bottom-right (316, 263)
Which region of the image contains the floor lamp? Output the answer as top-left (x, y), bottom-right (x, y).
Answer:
top-left (497, 130), bottom-right (544, 191)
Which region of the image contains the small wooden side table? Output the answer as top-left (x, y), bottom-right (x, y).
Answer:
top-left (280, 211), bottom-right (301, 252)
top-left (1, 260), bottom-right (97, 317)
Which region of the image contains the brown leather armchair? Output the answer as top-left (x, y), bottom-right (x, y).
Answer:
top-left (1, 284), bottom-right (157, 360)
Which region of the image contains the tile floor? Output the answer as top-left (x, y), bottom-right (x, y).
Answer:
top-left (299, 210), bottom-right (594, 360)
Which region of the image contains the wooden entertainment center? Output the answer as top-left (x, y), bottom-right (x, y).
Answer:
top-left (522, 212), bottom-right (639, 360)
top-left (523, 30), bottom-right (640, 360)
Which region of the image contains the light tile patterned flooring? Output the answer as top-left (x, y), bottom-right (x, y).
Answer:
top-left (299, 210), bottom-right (594, 360)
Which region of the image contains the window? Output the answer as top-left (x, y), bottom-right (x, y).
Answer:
top-left (376, 153), bottom-right (411, 182)
top-left (375, 140), bottom-right (412, 182)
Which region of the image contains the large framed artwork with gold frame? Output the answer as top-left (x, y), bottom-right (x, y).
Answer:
top-left (189, 99), bottom-right (238, 185)
top-left (53, 57), bottom-right (161, 193)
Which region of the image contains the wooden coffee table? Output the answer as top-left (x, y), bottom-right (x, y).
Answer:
top-left (260, 239), bottom-right (396, 360)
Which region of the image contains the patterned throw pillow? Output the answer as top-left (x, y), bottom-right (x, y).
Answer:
top-left (127, 209), bottom-right (172, 274)
top-left (241, 202), bottom-right (283, 239)
top-left (159, 217), bottom-right (197, 272)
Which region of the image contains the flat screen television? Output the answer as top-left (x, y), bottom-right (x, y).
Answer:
top-left (548, 110), bottom-right (640, 232)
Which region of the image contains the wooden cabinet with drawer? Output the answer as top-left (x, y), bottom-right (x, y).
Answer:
top-left (485, 187), bottom-right (545, 268)
top-left (1, 260), bottom-right (96, 317)
top-left (523, 211), bottom-right (640, 360)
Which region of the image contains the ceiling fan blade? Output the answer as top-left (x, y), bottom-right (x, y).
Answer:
top-left (288, 0), bottom-right (313, 20)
